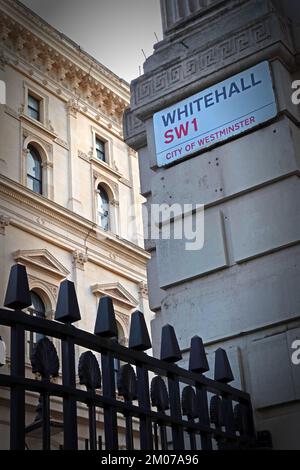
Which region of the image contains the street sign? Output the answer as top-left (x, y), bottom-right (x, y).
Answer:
top-left (153, 61), bottom-right (277, 167)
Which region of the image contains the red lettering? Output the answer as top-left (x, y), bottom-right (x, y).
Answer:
top-left (175, 122), bottom-right (189, 139)
top-left (191, 118), bottom-right (198, 132)
top-left (164, 129), bottom-right (174, 144)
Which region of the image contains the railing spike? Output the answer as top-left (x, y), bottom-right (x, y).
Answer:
top-left (214, 348), bottom-right (234, 383)
top-left (160, 324), bottom-right (182, 363)
top-left (94, 296), bottom-right (118, 337)
top-left (189, 335), bottom-right (209, 373)
top-left (4, 264), bottom-right (31, 310)
top-left (55, 279), bottom-right (81, 323)
top-left (128, 310), bottom-right (152, 351)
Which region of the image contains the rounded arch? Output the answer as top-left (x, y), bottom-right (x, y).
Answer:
top-left (28, 282), bottom-right (55, 318)
top-left (22, 135), bottom-right (54, 199)
top-left (23, 136), bottom-right (49, 166)
top-left (95, 179), bottom-right (116, 202)
top-left (97, 184), bottom-right (110, 231)
top-left (26, 144), bottom-right (43, 194)
top-left (115, 319), bottom-right (127, 346)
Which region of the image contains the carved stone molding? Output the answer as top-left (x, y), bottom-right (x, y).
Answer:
top-left (91, 282), bottom-right (138, 310)
top-left (138, 281), bottom-right (148, 299)
top-left (115, 311), bottom-right (130, 341)
top-left (78, 150), bottom-right (90, 163)
top-left (27, 274), bottom-right (58, 308)
top-left (14, 249), bottom-right (70, 279)
top-left (0, 214), bottom-right (10, 235)
top-left (0, 8), bottom-right (129, 124)
top-left (123, 108), bottom-right (146, 149)
top-left (161, 0), bottom-right (225, 35)
top-left (55, 137), bottom-right (69, 150)
top-left (0, 48), bottom-right (7, 70)
top-left (66, 98), bottom-right (80, 118)
top-left (72, 250), bottom-right (88, 271)
top-left (130, 15), bottom-right (290, 114)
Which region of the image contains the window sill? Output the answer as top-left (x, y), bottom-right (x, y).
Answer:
top-left (20, 113), bottom-right (58, 139)
top-left (90, 157), bottom-right (122, 180)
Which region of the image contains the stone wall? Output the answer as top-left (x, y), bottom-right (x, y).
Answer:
top-left (124, 0), bottom-right (300, 449)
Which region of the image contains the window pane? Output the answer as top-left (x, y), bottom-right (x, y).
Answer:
top-left (96, 138), bottom-right (105, 161)
top-left (98, 187), bottom-right (109, 230)
top-left (27, 145), bottom-right (42, 194)
top-left (28, 95), bottom-right (39, 111)
top-left (31, 291), bottom-right (45, 317)
top-left (30, 291), bottom-right (45, 344)
top-left (28, 94), bottom-right (40, 121)
top-left (32, 177), bottom-right (42, 194)
top-left (27, 175), bottom-right (34, 192)
top-left (28, 107), bottom-right (39, 121)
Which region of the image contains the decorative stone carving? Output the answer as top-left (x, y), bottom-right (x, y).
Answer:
top-left (66, 98), bottom-right (80, 118)
top-left (123, 108), bottom-right (146, 146)
top-left (27, 274), bottom-right (58, 307)
top-left (77, 150), bottom-right (90, 162)
top-left (130, 19), bottom-right (274, 111)
top-left (161, 0), bottom-right (224, 34)
top-left (0, 214), bottom-right (10, 235)
top-left (0, 49), bottom-right (7, 70)
top-left (54, 137), bottom-right (69, 150)
top-left (138, 281), bottom-right (148, 299)
top-left (115, 311), bottom-right (130, 331)
top-left (72, 250), bottom-right (88, 270)
top-left (0, 9), bottom-right (129, 124)
top-left (14, 249), bottom-right (70, 279)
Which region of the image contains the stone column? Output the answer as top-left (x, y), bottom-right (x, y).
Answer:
top-left (72, 250), bottom-right (88, 329)
top-left (125, 0), bottom-right (300, 449)
top-left (66, 100), bottom-right (82, 214)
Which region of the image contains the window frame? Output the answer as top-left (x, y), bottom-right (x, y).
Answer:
top-left (91, 126), bottom-right (114, 167)
top-left (27, 94), bottom-right (41, 122)
top-left (26, 144), bottom-right (43, 195)
top-left (28, 291), bottom-right (46, 357)
top-left (95, 136), bottom-right (106, 162)
top-left (97, 185), bottom-right (110, 231)
top-left (23, 82), bottom-right (48, 126)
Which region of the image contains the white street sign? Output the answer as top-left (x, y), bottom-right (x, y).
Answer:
top-left (153, 61), bottom-right (277, 167)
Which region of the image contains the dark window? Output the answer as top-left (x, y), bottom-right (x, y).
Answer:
top-left (27, 145), bottom-right (42, 194)
top-left (97, 186), bottom-right (109, 230)
top-left (112, 323), bottom-right (126, 389)
top-left (95, 137), bottom-right (105, 162)
top-left (29, 291), bottom-right (46, 354)
top-left (28, 94), bottom-right (40, 121)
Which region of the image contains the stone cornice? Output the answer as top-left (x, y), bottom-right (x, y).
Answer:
top-left (0, 174), bottom-right (150, 266)
top-left (0, 0), bottom-right (130, 126)
top-left (123, 108), bottom-right (146, 151)
top-left (129, 9), bottom-right (295, 120)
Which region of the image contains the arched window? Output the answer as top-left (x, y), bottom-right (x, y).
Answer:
top-left (97, 185), bottom-right (110, 230)
top-left (27, 144), bottom-right (42, 194)
top-left (112, 321), bottom-right (126, 384)
top-left (29, 291), bottom-right (46, 352)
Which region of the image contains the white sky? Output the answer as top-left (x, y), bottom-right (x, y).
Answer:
top-left (20, 0), bottom-right (163, 83)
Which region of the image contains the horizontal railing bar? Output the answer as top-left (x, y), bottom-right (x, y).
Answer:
top-left (0, 374), bottom-right (253, 443)
top-left (0, 309), bottom-right (250, 401)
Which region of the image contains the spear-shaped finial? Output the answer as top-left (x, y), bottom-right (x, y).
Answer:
top-left (55, 279), bottom-right (81, 323)
top-left (214, 348), bottom-right (234, 383)
top-left (160, 324), bottom-right (182, 363)
top-left (94, 296), bottom-right (118, 337)
top-left (4, 264), bottom-right (31, 310)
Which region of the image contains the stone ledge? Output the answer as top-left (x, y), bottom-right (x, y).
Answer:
top-left (129, 12), bottom-right (295, 119)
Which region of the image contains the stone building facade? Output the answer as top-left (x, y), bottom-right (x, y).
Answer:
top-left (124, 0), bottom-right (300, 449)
top-left (0, 0), bottom-right (153, 449)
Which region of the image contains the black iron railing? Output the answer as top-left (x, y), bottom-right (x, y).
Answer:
top-left (0, 264), bottom-right (256, 450)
